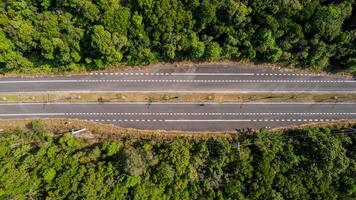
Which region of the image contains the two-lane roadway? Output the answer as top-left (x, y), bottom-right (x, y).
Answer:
top-left (0, 103), bottom-right (355, 131)
top-left (0, 65), bottom-right (355, 93)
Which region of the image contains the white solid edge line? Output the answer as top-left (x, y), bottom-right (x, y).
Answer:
top-left (0, 80), bottom-right (79, 83)
top-left (170, 73), bottom-right (255, 76)
top-left (0, 102), bottom-right (356, 105)
top-left (165, 119), bottom-right (252, 122)
top-left (61, 112), bottom-right (356, 115)
top-left (1, 91), bottom-right (355, 94)
top-left (0, 80), bottom-right (355, 83)
top-left (0, 113), bottom-right (65, 117)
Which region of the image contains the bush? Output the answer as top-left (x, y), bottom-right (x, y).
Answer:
top-left (30, 120), bottom-right (44, 133)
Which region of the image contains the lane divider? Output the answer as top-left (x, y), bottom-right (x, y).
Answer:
top-left (89, 72), bottom-right (322, 77)
top-left (64, 112), bottom-right (356, 116)
top-left (87, 119), bottom-right (165, 122)
top-left (1, 80), bottom-right (354, 84)
top-left (89, 72), bottom-right (169, 76)
top-left (82, 118), bottom-right (341, 123)
top-left (0, 113), bottom-right (354, 118)
top-left (171, 73), bottom-right (255, 76)
top-left (0, 113), bottom-right (65, 116)
top-left (75, 80), bottom-right (353, 83)
top-left (165, 119), bottom-right (252, 122)
top-left (105, 79), bottom-right (348, 83)
top-left (0, 113), bottom-right (345, 123)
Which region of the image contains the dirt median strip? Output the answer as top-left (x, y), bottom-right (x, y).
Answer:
top-left (0, 92), bottom-right (355, 103)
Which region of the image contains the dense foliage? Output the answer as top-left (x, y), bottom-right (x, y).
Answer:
top-left (0, 123), bottom-right (355, 199)
top-left (0, 0), bottom-right (355, 73)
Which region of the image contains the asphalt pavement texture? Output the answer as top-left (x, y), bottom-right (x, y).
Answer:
top-left (0, 103), bottom-right (355, 131)
top-left (0, 64), bottom-right (355, 131)
top-left (0, 64), bottom-right (355, 93)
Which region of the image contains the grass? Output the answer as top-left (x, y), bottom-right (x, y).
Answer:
top-left (1, 60), bottom-right (353, 77)
top-left (0, 118), bottom-right (233, 141)
top-left (0, 118), bottom-right (355, 141)
top-left (0, 92), bottom-right (355, 103)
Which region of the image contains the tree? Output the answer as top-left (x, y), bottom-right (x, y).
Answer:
top-left (43, 168), bottom-right (56, 181)
top-left (0, 30), bottom-right (33, 71)
top-left (198, 1), bottom-right (216, 28)
top-left (101, 7), bottom-right (131, 35)
top-left (0, 126), bottom-right (354, 199)
top-left (189, 33), bottom-right (205, 59)
top-left (347, 58), bottom-right (356, 74)
top-left (90, 25), bottom-right (123, 64)
top-left (30, 120), bottom-right (44, 133)
top-left (121, 147), bottom-right (146, 176)
top-left (205, 42), bottom-right (221, 61)
top-left (0, 0), bottom-right (354, 72)
top-left (267, 47), bottom-right (283, 62)
top-left (223, 0), bottom-right (250, 25)
top-left (102, 142), bottom-right (121, 156)
top-left (164, 44), bottom-right (176, 59)
top-left (312, 2), bottom-right (352, 41)
top-left (38, 0), bottom-right (52, 10)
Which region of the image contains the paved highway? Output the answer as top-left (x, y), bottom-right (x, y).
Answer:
top-left (0, 64), bottom-right (355, 93)
top-left (0, 103), bottom-right (355, 131)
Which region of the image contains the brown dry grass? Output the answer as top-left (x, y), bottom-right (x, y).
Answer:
top-left (1, 92), bottom-right (355, 103)
top-left (1, 60), bottom-right (353, 77)
top-left (1, 118), bottom-right (355, 143)
top-left (271, 119), bottom-right (356, 133)
top-left (0, 118), bottom-right (234, 142)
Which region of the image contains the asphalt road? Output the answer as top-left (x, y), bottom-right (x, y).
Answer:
top-left (0, 103), bottom-right (355, 131)
top-left (0, 64), bottom-right (355, 93)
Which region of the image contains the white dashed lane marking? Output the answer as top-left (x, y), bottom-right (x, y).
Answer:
top-left (64, 112), bottom-right (356, 116)
top-left (89, 72), bottom-right (322, 77)
top-left (0, 113), bottom-right (351, 124)
top-left (2, 75), bottom-right (354, 84)
top-left (165, 119), bottom-right (251, 122)
top-left (76, 79), bottom-right (355, 83)
top-left (83, 118), bottom-right (341, 123)
top-left (0, 113), bottom-right (66, 117)
top-left (4, 79), bottom-right (352, 84)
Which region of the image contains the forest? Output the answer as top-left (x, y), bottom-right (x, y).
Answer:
top-left (0, 122), bottom-right (355, 199)
top-left (0, 0), bottom-right (355, 73)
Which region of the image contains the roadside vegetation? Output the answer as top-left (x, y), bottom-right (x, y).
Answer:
top-left (0, 121), bottom-right (355, 199)
top-left (0, 0), bottom-right (355, 74)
